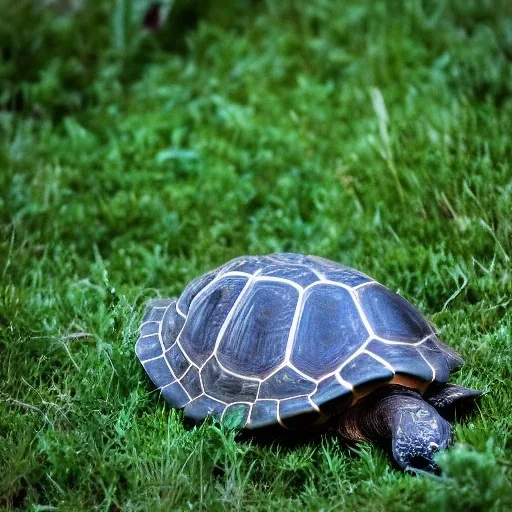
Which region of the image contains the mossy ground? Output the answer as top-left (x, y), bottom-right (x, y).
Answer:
top-left (1, 0), bottom-right (511, 510)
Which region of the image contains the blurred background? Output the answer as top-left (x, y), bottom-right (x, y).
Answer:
top-left (1, 0), bottom-right (511, 510)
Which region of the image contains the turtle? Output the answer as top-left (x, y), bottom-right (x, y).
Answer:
top-left (135, 253), bottom-right (482, 471)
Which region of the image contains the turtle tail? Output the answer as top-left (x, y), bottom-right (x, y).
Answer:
top-left (135, 298), bottom-right (181, 389)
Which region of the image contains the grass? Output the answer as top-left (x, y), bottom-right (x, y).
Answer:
top-left (1, 0), bottom-right (512, 509)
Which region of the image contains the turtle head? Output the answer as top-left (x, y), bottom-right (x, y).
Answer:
top-left (392, 401), bottom-right (451, 472)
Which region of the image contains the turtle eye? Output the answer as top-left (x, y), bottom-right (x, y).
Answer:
top-left (429, 442), bottom-right (439, 451)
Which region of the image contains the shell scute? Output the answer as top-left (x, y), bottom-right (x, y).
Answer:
top-left (136, 334), bottom-right (161, 361)
top-left (179, 275), bottom-right (248, 366)
top-left (259, 366), bottom-right (316, 399)
top-left (279, 396), bottom-right (320, 429)
top-left (249, 400), bottom-right (278, 429)
top-left (180, 366), bottom-right (202, 399)
top-left (306, 255), bottom-right (373, 286)
top-left (201, 357), bottom-right (259, 403)
top-left (366, 339), bottom-right (433, 382)
top-left (218, 255), bottom-right (268, 276)
top-left (217, 280), bottom-right (298, 378)
top-left (177, 270), bottom-right (218, 315)
top-left (259, 264), bottom-right (320, 287)
top-left (339, 352), bottom-right (394, 389)
top-left (184, 395), bottom-right (226, 422)
top-left (161, 382), bottom-right (190, 408)
top-left (357, 283), bottom-right (432, 342)
top-left (291, 284), bottom-right (369, 379)
top-left (311, 376), bottom-right (353, 415)
top-left (417, 337), bottom-right (450, 383)
top-left (165, 343), bottom-right (190, 379)
top-left (143, 357), bottom-right (173, 388)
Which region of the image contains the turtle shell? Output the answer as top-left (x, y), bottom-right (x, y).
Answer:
top-left (136, 253), bottom-right (463, 429)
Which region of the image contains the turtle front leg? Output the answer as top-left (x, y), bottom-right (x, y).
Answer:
top-left (337, 385), bottom-right (451, 471)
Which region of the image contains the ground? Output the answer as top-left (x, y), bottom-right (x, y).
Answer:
top-left (1, 0), bottom-right (511, 510)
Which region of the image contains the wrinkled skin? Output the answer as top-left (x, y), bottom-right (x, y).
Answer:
top-left (338, 384), bottom-right (481, 472)
top-left (391, 400), bottom-right (451, 471)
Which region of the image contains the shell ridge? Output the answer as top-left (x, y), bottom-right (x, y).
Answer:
top-left (284, 287), bottom-right (305, 361)
top-left (156, 302), bottom-right (177, 384)
top-left (416, 345), bottom-right (437, 382)
top-left (362, 349), bottom-right (396, 373)
top-left (375, 334), bottom-right (430, 346)
top-left (347, 287), bottom-right (375, 338)
top-left (255, 275), bottom-right (303, 292)
top-left (214, 355), bottom-right (262, 383)
top-left (212, 276), bottom-right (256, 355)
top-left (335, 335), bottom-right (373, 373)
